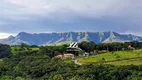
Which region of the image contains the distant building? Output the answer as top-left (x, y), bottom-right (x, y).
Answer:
top-left (55, 42), bottom-right (88, 59)
top-left (83, 52), bottom-right (89, 56)
top-left (63, 54), bottom-right (74, 59)
top-left (128, 45), bottom-right (135, 50)
top-left (55, 53), bottom-right (74, 59)
top-left (55, 54), bottom-right (63, 59)
top-left (66, 42), bottom-right (84, 56)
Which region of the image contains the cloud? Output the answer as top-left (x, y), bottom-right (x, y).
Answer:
top-left (0, 0), bottom-right (142, 36)
top-left (6, 0), bottom-right (142, 18)
top-left (0, 33), bottom-right (16, 39)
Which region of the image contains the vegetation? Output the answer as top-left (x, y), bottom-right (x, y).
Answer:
top-left (79, 41), bottom-right (142, 53)
top-left (0, 41), bottom-right (142, 80)
top-left (1, 54), bottom-right (142, 80)
top-left (79, 49), bottom-right (142, 65)
top-left (0, 44), bottom-right (11, 59)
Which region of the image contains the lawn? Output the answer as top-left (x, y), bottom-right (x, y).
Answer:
top-left (79, 49), bottom-right (142, 65)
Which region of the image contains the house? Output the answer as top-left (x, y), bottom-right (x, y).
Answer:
top-left (63, 54), bottom-right (74, 59)
top-left (128, 45), bottom-right (135, 50)
top-left (55, 53), bottom-right (74, 59)
top-left (55, 54), bottom-right (63, 59)
top-left (55, 42), bottom-right (88, 59)
top-left (66, 42), bottom-right (84, 56)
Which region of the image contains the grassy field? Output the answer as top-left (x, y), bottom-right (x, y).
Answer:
top-left (64, 59), bottom-right (74, 64)
top-left (105, 58), bottom-right (142, 66)
top-left (79, 49), bottom-right (142, 65)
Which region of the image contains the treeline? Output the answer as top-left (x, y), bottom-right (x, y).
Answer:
top-left (8, 41), bottom-right (142, 58)
top-left (40, 44), bottom-right (68, 58)
top-left (11, 43), bottom-right (68, 58)
top-left (1, 41), bottom-right (142, 59)
top-left (78, 41), bottom-right (142, 53)
top-left (1, 49), bottom-right (142, 80)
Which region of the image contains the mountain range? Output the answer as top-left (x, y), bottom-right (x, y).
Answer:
top-left (0, 31), bottom-right (142, 45)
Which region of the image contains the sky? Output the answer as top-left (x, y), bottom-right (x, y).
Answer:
top-left (0, 0), bottom-right (142, 39)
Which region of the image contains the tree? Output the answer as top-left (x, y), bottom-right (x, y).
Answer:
top-left (19, 43), bottom-right (29, 51)
top-left (0, 44), bottom-right (11, 59)
top-left (78, 41), bottom-right (96, 53)
top-left (53, 74), bottom-right (63, 80)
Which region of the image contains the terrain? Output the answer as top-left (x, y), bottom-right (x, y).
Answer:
top-left (1, 42), bottom-right (142, 80)
top-left (79, 49), bottom-right (142, 66)
top-left (0, 31), bottom-right (142, 45)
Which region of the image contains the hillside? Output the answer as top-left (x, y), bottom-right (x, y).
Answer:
top-left (79, 49), bottom-right (142, 66)
top-left (0, 31), bottom-right (142, 45)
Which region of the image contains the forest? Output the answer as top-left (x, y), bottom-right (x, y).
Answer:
top-left (0, 41), bottom-right (142, 80)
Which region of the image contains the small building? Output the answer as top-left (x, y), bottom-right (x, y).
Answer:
top-left (83, 52), bottom-right (89, 56)
top-left (63, 54), bottom-right (74, 59)
top-left (66, 42), bottom-right (84, 56)
top-left (55, 42), bottom-right (89, 59)
top-left (128, 45), bottom-right (135, 50)
top-left (55, 54), bottom-right (63, 59)
top-left (55, 53), bottom-right (74, 59)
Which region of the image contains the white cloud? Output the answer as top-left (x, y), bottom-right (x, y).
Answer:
top-left (0, 33), bottom-right (16, 39)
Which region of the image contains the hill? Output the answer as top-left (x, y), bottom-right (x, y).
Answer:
top-left (79, 49), bottom-right (142, 66)
top-left (0, 31), bottom-right (142, 45)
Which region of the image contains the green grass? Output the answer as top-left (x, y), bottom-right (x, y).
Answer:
top-left (0, 59), bottom-right (3, 61)
top-left (64, 60), bottom-right (74, 64)
top-left (105, 58), bottom-right (142, 66)
top-left (31, 48), bottom-right (39, 51)
top-left (79, 49), bottom-right (142, 65)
